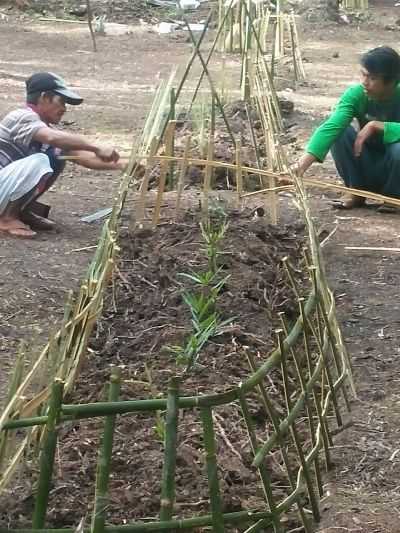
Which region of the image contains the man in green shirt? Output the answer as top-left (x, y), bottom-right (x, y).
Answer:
top-left (295, 46), bottom-right (400, 209)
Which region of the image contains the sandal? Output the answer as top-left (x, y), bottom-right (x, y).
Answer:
top-left (331, 194), bottom-right (366, 210)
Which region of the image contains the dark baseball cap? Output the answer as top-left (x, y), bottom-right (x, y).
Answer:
top-left (25, 72), bottom-right (83, 105)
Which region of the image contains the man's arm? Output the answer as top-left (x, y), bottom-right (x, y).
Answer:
top-left (65, 150), bottom-right (125, 171)
top-left (293, 84), bottom-right (365, 176)
top-left (33, 127), bottom-right (119, 162)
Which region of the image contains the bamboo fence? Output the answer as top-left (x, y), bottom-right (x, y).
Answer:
top-left (0, 177), bottom-right (354, 530)
top-left (0, 6), bottom-right (358, 531)
top-left (343, 0), bottom-right (368, 11)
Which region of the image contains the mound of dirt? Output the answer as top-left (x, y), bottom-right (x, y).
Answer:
top-left (0, 210), bottom-right (309, 530)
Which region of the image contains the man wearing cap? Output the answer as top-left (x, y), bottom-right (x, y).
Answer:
top-left (0, 72), bottom-right (123, 238)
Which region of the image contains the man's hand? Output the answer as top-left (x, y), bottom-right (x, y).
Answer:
top-left (95, 146), bottom-right (120, 163)
top-left (354, 121), bottom-right (384, 157)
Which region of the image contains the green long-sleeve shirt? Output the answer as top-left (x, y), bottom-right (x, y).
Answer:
top-left (306, 83), bottom-right (400, 161)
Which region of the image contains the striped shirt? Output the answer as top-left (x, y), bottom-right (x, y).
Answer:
top-left (0, 108), bottom-right (46, 170)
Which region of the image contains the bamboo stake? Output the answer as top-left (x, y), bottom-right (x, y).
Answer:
top-left (158, 12), bottom-right (212, 144)
top-left (153, 124), bottom-right (174, 227)
top-left (277, 311), bottom-right (324, 494)
top-left (91, 368), bottom-right (121, 533)
top-left (235, 140), bottom-right (243, 208)
top-left (200, 406), bottom-right (225, 533)
top-left (190, 0), bottom-right (235, 113)
top-left (181, 14), bottom-right (236, 146)
top-left (276, 330), bottom-right (321, 522)
top-left (135, 137), bottom-right (159, 225)
top-left (32, 379), bottom-right (64, 529)
top-left (297, 299), bottom-right (333, 466)
top-left (175, 136), bottom-right (191, 221)
top-left (246, 354), bottom-right (312, 533)
top-left (237, 388), bottom-right (284, 533)
top-left (159, 377), bottom-right (180, 521)
top-left (86, 0), bottom-right (97, 52)
top-left (202, 135), bottom-right (214, 218)
top-left (168, 91), bottom-right (176, 188)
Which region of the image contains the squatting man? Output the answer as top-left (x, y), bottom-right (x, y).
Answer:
top-left (0, 72), bottom-right (124, 238)
top-left (295, 46), bottom-right (400, 210)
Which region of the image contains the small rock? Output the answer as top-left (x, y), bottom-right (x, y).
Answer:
top-left (69, 5), bottom-right (87, 17)
top-left (332, 51), bottom-right (339, 58)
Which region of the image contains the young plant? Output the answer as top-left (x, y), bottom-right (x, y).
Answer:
top-left (200, 217), bottom-right (229, 274)
top-left (166, 216), bottom-right (233, 373)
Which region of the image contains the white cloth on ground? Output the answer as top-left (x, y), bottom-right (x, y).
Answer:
top-left (0, 153), bottom-right (53, 215)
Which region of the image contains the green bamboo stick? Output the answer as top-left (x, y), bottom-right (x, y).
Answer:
top-left (247, 353), bottom-right (312, 533)
top-left (276, 329), bottom-right (320, 522)
top-left (200, 406), bottom-right (225, 533)
top-left (238, 388), bottom-right (283, 533)
top-left (0, 506), bottom-right (276, 533)
top-left (159, 377), bottom-right (180, 521)
top-left (297, 300), bottom-right (333, 465)
top-left (278, 311), bottom-right (324, 495)
top-left (91, 368), bottom-right (121, 533)
top-left (4, 292), bottom-right (320, 432)
top-left (32, 379), bottom-right (64, 529)
top-left (300, 298), bottom-right (343, 428)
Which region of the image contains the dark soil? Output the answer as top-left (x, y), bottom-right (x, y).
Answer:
top-left (0, 210), bottom-right (310, 530)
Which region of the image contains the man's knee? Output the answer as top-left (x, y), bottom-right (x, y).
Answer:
top-left (331, 126), bottom-right (357, 159)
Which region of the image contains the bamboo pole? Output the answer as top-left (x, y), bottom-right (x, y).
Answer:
top-left (235, 140), bottom-right (243, 208)
top-left (276, 330), bottom-right (321, 522)
top-left (237, 388), bottom-right (283, 533)
top-left (181, 14), bottom-right (236, 146)
top-left (200, 406), bottom-right (225, 533)
top-left (153, 124), bottom-right (174, 227)
top-left (168, 91), bottom-right (176, 188)
top-left (32, 379), bottom-right (64, 529)
top-left (202, 135), bottom-right (214, 218)
top-left (246, 354), bottom-right (312, 533)
top-left (158, 12), bottom-right (212, 144)
top-left (175, 136), bottom-right (190, 221)
top-left (297, 299), bottom-right (333, 467)
top-left (190, 0), bottom-right (235, 113)
top-left (91, 368), bottom-right (121, 533)
top-left (135, 137), bottom-right (159, 225)
top-left (159, 377), bottom-right (180, 521)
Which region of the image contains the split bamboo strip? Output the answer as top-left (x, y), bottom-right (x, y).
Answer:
top-left (181, 15), bottom-right (236, 146)
top-left (235, 140), bottom-right (243, 208)
top-left (153, 124), bottom-right (174, 226)
top-left (297, 299), bottom-right (333, 467)
top-left (200, 406), bottom-right (225, 533)
top-left (277, 329), bottom-right (320, 522)
top-left (238, 388), bottom-right (283, 533)
top-left (277, 311), bottom-right (324, 495)
top-left (202, 135), bottom-right (214, 218)
top-left (290, 14), bottom-right (306, 80)
top-left (91, 368), bottom-right (121, 533)
top-left (246, 353), bottom-right (312, 533)
top-left (175, 136), bottom-right (190, 220)
top-left (190, 0), bottom-right (235, 112)
top-left (159, 377), bottom-right (180, 521)
top-left (32, 379), bottom-right (64, 529)
top-left (135, 137), bottom-right (159, 225)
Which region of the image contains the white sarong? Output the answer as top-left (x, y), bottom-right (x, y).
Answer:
top-left (0, 153), bottom-right (53, 215)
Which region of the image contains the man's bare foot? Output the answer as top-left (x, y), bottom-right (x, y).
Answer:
top-left (0, 217), bottom-right (36, 238)
top-left (331, 194), bottom-right (366, 209)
